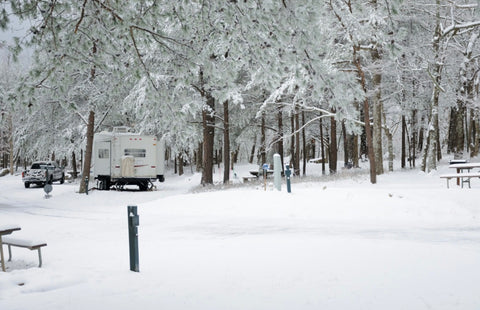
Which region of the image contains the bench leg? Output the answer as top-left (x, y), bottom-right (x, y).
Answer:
top-left (37, 248), bottom-right (42, 268)
top-left (446, 178), bottom-right (450, 188)
top-left (460, 178), bottom-right (471, 189)
top-left (7, 244), bottom-right (12, 262)
top-left (0, 236), bottom-right (5, 272)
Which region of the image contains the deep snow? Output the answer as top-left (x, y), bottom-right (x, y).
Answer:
top-left (0, 162), bottom-right (479, 310)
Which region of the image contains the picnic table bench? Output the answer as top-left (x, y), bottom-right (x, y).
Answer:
top-left (0, 225), bottom-right (47, 270)
top-left (440, 172), bottom-right (480, 188)
top-left (0, 225), bottom-right (21, 272)
top-left (2, 237), bottom-right (47, 268)
top-left (445, 162), bottom-right (480, 187)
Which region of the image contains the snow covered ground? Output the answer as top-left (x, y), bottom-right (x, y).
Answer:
top-left (0, 162), bottom-right (479, 310)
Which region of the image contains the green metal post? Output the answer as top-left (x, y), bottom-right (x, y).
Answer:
top-left (285, 165), bottom-right (292, 193)
top-left (128, 205), bottom-right (140, 272)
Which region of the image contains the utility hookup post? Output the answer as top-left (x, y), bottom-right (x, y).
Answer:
top-left (285, 165), bottom-right (292, 193)
top-left (262, 163), bottom-right (269, 191)
top-left (127, 205), bottom-right (140, 272)
top-left (273, 154), bottom-right (282, 191)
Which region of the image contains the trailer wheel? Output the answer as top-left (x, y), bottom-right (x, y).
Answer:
top-left (139, 181), bottom-right (148, 191)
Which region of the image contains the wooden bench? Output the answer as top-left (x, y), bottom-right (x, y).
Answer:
top-left (440, 173), bottom-right (480, 188)
top-left (2, 237), bottom-right (47, 267)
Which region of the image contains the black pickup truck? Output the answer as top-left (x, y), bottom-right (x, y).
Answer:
top-left (22, 161), bottom-right (65, 188)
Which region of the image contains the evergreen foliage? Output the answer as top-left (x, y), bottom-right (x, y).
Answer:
top-left (2, 0), bottom-right (480, 184)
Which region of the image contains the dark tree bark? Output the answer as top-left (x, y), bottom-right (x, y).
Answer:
top-left (354, 51), bottom-right (376, 183)
top-left (196, 142), bottom-right (203, 172)
top-left (174, 156), bottom-right (178, 174)
top-left (401, 115), bottom-right (406, 168)
top-left (201, 93), bottom-right (215, 185)
top-left (302, 111), bottom-right (307, 176)
top-left (72, 151), bottom-right (78, 179)
top-left (277, 107), bottom-right (284, 169)
top-left (447, 104), bottom-right (465, 157)
top-left (261, 112), bottom-right (266, 165)
top-left (411, 109), bottom-right (417, 168)
top-left (249, 142), bottom-right (255, 164)
top-left (290, 114), bottom-right (295, 171)
top-left (342, 121), bottom-right (348, 167)
top-left (329, 114), bottom-right (337, 174)
top-left (351, 133), bottom-right (359, 168)
top-left (294, 111), bottom-right (300, 176)
top-left (320, 116), bottom-right (326, 175)
top-left (418, 123), bottom-right (424, 154)
top-left (223, 100), bottom-right (230, 184)
top-left (79, 111), bottom-right (94, 194)
top-left (178, 154), bottom-right (184, 176)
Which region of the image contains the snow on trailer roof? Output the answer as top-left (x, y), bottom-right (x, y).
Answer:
top-left (97, 127), bottom-right (150, 136)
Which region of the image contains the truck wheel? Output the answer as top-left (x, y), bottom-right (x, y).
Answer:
top-left (60, 174), bottom-right (65, 184)
top-left (24, 182), bottom-right (30, 188)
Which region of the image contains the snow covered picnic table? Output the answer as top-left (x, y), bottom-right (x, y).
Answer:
top-left (2, 236), bottom-right (47, 268)
top-left (445, 162), bottom-right (480, 187)
top-left (0, 225), bottom-right (21, 272)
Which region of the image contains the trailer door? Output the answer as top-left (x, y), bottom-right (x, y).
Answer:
top-left (95, 141), bottom-right (111, 176)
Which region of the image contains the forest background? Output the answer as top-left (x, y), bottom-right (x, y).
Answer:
top-left (1, 0), bottom-right (480, 188)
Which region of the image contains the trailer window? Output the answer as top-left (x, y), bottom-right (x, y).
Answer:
top-left (124, 148), bottom-right (146, 158)
top-left (98, 149), bottom-right (110, 159)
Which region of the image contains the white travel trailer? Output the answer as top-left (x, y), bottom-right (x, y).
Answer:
top-left (92, 127), bottom-right (165, 191)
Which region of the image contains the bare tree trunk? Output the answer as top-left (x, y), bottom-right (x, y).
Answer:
top-left (401, 115), bottom-right (406, 168)
top-left (8, 114), bottom-right (14, 175)
top-left (196, 142), bottom-right (203, 172)
top-left (472, 111), bottom-right (480, 157)
top-left (294, 110), bottom-right (300, 176)
top-left (249, 142), bottom-right (255, 164)
top-left (223, 100), bottom-right (230, 184)
top-left (352, 134), bottom-right (359, 168)
top-left (329, 113), bottom-right (337, 174)
top-left (277, 107), bottom-right (284, 170)
top-left (411, 109), bottom-right (417, 168)
top-left (261, 112), bottom-right (266, 165)
top-left (320, 116), bottom-right (326, 175)
top-left (354, 50), bottom-right (376, 183)
top-left (178, 153), bottom-right (184, 176)
top-left (290, 114), bottom-right (295, 171)
top-left (174, 156), bottom-right (178, 174)
top-left (382, 113), bottom-right (394, 171)
top-left (72, 151), bottom-right (78, 179)
top-left (423, 0), bottom-right (442, 172)
top-left (201, 93), bottom-right (215, 185)
top-left (371, 48), bottom-right (384, 175)
top-left (302, 111), bottom-right (307, 175)
top-left (79, 111), bottom-right (94, 194)
top-left (342, 121), bottom-right (348, 167)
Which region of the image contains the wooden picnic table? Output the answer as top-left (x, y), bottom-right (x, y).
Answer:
top-left (0, 225), bottom-right (21, 272)
top-left (449, 162), bottom-right (480, 185)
